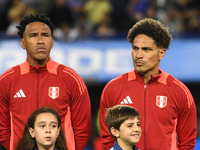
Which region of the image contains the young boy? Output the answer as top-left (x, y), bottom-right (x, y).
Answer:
top-left (105, 105), bottom-right (141, 150)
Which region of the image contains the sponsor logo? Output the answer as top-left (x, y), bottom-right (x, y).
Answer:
top-left (14, 89), bottom-right (26, 98)
top-left (49, 87), bottom-right (59, 99)
top-left (120, 96), bottom-right (133, 104)
top-left (156, 96), bottom-right (167, 108)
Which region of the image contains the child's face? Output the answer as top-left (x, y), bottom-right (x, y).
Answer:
top-left (29, 112), bottom-right (60, 150)
top-left (117, 117), bottom-right (141, 148)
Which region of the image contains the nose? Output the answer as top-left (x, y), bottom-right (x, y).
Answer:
top-left (46, 126), bottom-right (51, 133)
top-left (134, 126), bottom-right (141, 132)
top-left (135, 49), bottom-right (143, 58)
top-left (37, 35), bottom-right (44, 44)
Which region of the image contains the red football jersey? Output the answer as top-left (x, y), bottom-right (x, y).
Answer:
top-left (99, 69), bottom-right (197, 150)
top-left (0, 58), bottom-right (91, 150)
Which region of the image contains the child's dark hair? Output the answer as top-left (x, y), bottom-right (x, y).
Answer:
top-left (105, 105), bottom-right (140, 140)
top-left (16, 13), bottom-right (55, 38)
top-left (127, 18), bottom-right (172, 49)
top-left (15, 106), bottom-right (68, 150)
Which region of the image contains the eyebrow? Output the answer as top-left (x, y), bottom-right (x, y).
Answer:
top-left (142, 47), bottom-right (152, 50)
top-left (37, 121), bottom-right (58, 124)
top-left (28, 32), bottom-right (50, 36)
top-left (132, 45), bottom-right (152, 49)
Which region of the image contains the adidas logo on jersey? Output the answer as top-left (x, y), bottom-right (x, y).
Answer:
top-left (14, 89), bottom-right (26, 98)
top-left (121, 96), bottom-right (133, 104)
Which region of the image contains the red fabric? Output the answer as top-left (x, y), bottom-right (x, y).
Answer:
top-left (93, 137), bottom-right (105, 150)
top-left (0, 58), bottom-right (91, 150)
top-left (99, 69), bottom-right (197, 150)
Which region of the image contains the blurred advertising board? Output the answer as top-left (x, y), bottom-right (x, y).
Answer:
top-left (0, 39), bottom-right (200, 83)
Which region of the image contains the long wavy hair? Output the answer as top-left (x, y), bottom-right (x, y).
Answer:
top-left (15, 107), bottom-right (68, 150)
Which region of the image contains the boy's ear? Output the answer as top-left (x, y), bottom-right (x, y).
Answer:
top-left (110, 127), bottom-right (120, 138)
top-left (28, 127), bottom-right (35, 138)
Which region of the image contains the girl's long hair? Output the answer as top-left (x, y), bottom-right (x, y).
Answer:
top-left (15, 107), bottom-right (68, 150)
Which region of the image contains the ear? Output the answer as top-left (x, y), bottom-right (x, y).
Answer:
top-left (28, 127), bottom-right (35, 138)
top-left (20, 38), bottom-right (26, 50)
top-left (57, 127), bottom-right (61, 138)
top-left (51, 37), bottom-right (54, 49)
top-left (158, 48), bottom-right (166, 61)
top-left (110, 127), bottom-right (120, 138)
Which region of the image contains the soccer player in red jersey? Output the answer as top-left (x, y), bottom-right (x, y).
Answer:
top-left (0, 14), bottom-right (91, 150)
top-left (99, 18), bottom-right (197, 150)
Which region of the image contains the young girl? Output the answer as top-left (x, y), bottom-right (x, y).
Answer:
top-left (15, 107), bottom-right (68, 150)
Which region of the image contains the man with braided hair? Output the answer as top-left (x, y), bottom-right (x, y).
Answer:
top-left (0, 13), bottom-right (91, 150)
top-left (99, 18), bottom-right (197, 150)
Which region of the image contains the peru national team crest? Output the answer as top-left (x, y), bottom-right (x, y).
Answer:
top-left (156, 96), bottom-right (167, 108)
top-left (49, 87), bottom-right (59, 99)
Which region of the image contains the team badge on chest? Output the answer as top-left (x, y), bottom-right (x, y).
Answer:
top-left (156, 96), bottom-right (167, 108)
top-left (49, 87), bottom-right (59, 99)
